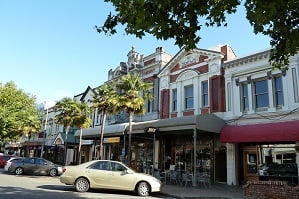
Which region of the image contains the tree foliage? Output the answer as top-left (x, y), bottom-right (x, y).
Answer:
top-left (0, 81), bottom-right (41, 141)
top-left (55, 97), bottom-right (91, 164)
top-left (117, 73), bottom-right (153, 166)
top-left (55, 97), bottom-right (78, 136)
top-left (92, 83), bottom-right (122, 159)
top-left (97, 0), bottom-right (299, 68)
top-left (72, 101), bottom-right (92, 155)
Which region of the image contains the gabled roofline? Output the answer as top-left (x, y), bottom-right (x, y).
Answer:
top-left (157, 46), bottom-right (224, 77)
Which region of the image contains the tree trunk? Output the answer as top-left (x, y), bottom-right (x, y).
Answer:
top-left (64, 126), bottom-right (70, 166)
top-left (127, 111), bottom-right (133, 167)
top-left (99, 112), bottom-right (107, 160)
top-left (78, 127), bottom-right (83, 164)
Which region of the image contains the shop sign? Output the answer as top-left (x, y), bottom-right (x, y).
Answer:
top-left (103, 137), bottom-right (120, 143)
top-left (144, 127), bottom-right (159, 135)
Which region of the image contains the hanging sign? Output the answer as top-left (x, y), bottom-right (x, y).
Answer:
top-left (144, 127), bottom-right (159, 135)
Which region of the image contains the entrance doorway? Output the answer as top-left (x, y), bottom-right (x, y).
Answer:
top-left (243, 146), bottom-right (258, 182)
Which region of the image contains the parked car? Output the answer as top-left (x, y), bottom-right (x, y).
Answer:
top-left (259, 163), bottom-right (298, 185)
top-left (8, 157), bottom-right (63, 176)
top-left (60, 160), bottom-right (162, 196)
top-left (4, 157), bottom-right (24, 171)
top-left (0, 154), bottom-right (15, 168)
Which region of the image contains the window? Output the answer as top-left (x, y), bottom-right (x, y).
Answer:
top-left (240, 83), bottom-right (249, 112)
top-left (172, 89), bottom-right (177, 111)
top-left (202, 81), bottom-right (209, 107)
top-left (146, 87), bottom-right (154, 113)
top-left (292, 68), bottom-right (299, 102)
top-left (89, 161), bottom-right (109, 170)
top-left (96, 109), bottom-right (101, 124)
top-left (147, 100), bottom-right (151, 112)
top-left (247, 153), bottom-right (257, 174)
top-left (111, 162), bottom-right (126, 171)
top-left (184, 85), bottom-right (194, 109)
top-left (273, 76), bottom-right (284, 106)
top-left (254, 79), bottom-right (269, 109)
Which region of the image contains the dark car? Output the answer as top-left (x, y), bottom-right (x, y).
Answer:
top-left (8, 157), bottom-right (63, 176)
top-left (259, 163), bottom-right (298, 185)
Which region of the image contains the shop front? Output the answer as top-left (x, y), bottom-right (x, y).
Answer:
top-left (220, 119), bottom-right (299, 185)
top-left (74, 123), bottom-right (128, 163)
top-left (131, 114), bottom-right (226, 185)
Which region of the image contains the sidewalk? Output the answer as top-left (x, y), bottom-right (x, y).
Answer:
top-left (160, 183), bottom-right (245, 199)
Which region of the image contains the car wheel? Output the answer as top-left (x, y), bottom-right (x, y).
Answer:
top-left (49, 168), bottom-right (57, 176)
top-left (15, 167), bottom-right (24, 175)
top-left (75, 177), bottom-right (90, 192)
top-left (136, 182), bottom-right (150, 197)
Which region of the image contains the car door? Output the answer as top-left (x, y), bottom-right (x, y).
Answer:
top-left (85, 161), bottom-right (113, 189)
top-left (34, 158), bottom-right (49, 175)
top-left (22, 158), bottom-right (36, 174)
top-left (108, 162), bottom-right (136, 190)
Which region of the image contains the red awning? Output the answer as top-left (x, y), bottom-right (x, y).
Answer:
top-left (220, 120), bottom-right (299, 143)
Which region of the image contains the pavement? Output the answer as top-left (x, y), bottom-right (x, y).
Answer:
top-left (160, 183), bottom-right (245, 199)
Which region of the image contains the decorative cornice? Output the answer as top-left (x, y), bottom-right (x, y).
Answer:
top-left (223, 50), bottom-right (271, 69)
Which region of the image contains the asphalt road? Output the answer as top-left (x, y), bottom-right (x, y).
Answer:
top-left (0, 168), bottom-right (173, 199)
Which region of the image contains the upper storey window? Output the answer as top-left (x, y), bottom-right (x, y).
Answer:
top-left (240, 83), bottom-right (249, 112)
top-left (202, 81), bottom-right (209, 107)
top-left (253, 79), bottom-right (269, 110)
top-left (184, 85), bottom-right (194, 109)
top-left (172, 89), bottom-right (177, 112)
top-left (273, 76), bottom-right (284, 107)
top-left (237, 74), bottom-right (285, 113)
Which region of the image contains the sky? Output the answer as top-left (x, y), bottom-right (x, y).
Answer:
top-left (0, 0), bottom-right (271, 105)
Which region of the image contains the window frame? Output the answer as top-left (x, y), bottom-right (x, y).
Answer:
top-left (202, 81), bottom-right (209, 107)
top-left (172, 88), bottom-right (177, 112)
top-left (184, 85), bottom-right (194, 109)
top-left (253, 78), bottom-right (269, 111)
top-left (273, 75), bottom-right (284, 107)
top-left (240, 83), bottom-right (249, 112)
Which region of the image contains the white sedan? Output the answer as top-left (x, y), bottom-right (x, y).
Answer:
top-left (60, 160), bottom-right (162, 196)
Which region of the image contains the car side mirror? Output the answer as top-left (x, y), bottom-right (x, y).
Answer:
top-left (122, 169), bottom-right (131, 175)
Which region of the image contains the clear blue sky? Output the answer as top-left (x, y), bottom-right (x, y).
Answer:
top-left (0, 0), bottom-right (270, 104)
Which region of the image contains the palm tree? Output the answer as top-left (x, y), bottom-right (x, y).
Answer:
top-left (92, 83), bottom-right (121, 159)
top-left (72, 102), bottom-right (91, 164)
top-left (117, 73), bottom-right (153, 166)
top-left (19, 115), bottom-right (41, 157)
top-left (55, 97), bottom-right (78, 165)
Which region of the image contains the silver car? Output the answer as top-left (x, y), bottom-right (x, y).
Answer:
top-left (8, 157), bottom-right (63, 176)
top-left (60, 160), bottom-right (162, 196)
top-left (4, 157), bottom-right (24, 171)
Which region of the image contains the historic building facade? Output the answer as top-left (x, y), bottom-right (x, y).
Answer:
top-left (37, 44), bottom-right (299, 188)
top-left (221, 49), bottom-right (299, 185)
top-left (72, 46), bottom-right (173, 169)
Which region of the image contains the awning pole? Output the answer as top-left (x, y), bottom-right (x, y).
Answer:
top-left (193, 128), bottom-right (197, 187)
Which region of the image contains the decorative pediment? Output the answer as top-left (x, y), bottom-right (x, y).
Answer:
top-left (179, 53), bottom-right (199, 68)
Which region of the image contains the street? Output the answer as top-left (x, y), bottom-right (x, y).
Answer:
top-left (0, 168), bottom-right (173, 199)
